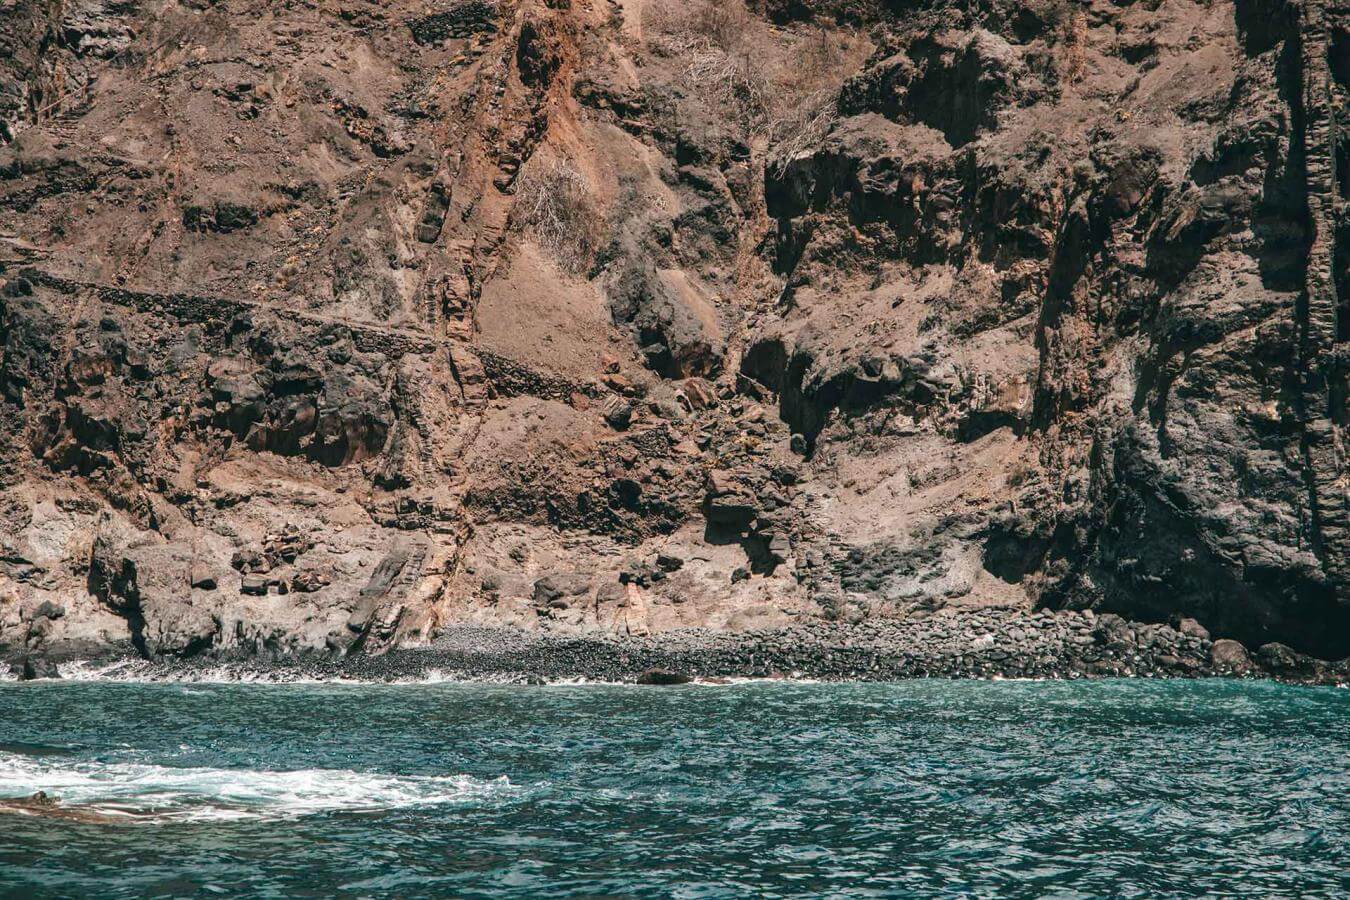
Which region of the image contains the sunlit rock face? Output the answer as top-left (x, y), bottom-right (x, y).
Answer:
top-left (1, 0), bottom-right (1347, 663)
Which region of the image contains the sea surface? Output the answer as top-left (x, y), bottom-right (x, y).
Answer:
top-left (0, 678), bottom-right (1347, 897)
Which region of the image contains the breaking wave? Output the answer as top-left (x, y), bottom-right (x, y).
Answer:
top-left (0, 752), bottom-right (515, 822)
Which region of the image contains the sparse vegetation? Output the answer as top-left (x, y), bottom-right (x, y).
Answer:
top-left (1042, 0), bottom-right (1088, 82)
top-left (684, 47), bottom-right (771, 129)
top-left (768, 88), bottom-right (839, 174)
top-left (767, 26), bottom-right (862, 172)
top-left (512, 158), bottom-right (602, 275)
top-left (685, 1), bottom-right (755, 51)
top-left (645, 0), bottom-right (769, 130)
top-left (644, 1), bottom-right (864, 142)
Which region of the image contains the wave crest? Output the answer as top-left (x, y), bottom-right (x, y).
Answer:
top-left (0, 753), bottom-right (514, 822)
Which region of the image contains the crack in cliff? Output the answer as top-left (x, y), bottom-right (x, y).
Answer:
top-left (1295, 0), bottom-right (1349, 599)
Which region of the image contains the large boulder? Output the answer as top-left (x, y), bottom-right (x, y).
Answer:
top-left (17, 655), bottom-right (59, 680)
top-left (1257, 643), bottom-right (1325, 680)
top-left (605, 256), bottom-right (724, 379)
top-left (533, 573), bottom-right (592, 611)
top-left (1209, 639), bottom-right (1253, 675)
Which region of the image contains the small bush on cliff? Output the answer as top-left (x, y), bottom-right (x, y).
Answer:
top-left (767, 27), bottom-right (863, 171)
top-left (645, 0), bottom-right (771, 130)
top-left (685, 48), bottom-right (771, 130)
top-left (512, 158), bottom-right (602, 275)
top-left (1041, 0), bottom-right (1087, 82)
top-left (647, 1), bottom-right (867, 142)
top-left (645, 0), bottom-right (754, 53)
top-left (686, 1), bottom-right (755, 51)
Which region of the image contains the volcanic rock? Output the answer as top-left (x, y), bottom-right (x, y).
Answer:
top-left (0, 0), bottom-right (1347, 671)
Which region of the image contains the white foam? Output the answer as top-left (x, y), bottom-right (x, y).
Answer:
top-left (55, 660), bottom-right (371, 685)
top-left (56, 659), bottom-right (154, 682)
top-left (0, 752), bottom-right (514, 822)
top-left (21, 658), bottom-right (831, 686)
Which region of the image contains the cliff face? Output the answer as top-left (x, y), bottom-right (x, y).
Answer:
top-left (1, 0), bottom-right (1347, 662)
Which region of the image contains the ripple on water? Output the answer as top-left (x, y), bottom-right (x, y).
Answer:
top-left (0, 679), bottom-right (1345, 897)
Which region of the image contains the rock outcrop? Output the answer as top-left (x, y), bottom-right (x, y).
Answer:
top-left (1, 0), bottom-right (1347, 666)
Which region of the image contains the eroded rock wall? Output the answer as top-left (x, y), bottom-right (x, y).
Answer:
top-left (1, 0), bottom-right (1346, 663)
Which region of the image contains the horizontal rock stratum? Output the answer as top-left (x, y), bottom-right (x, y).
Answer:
top-left (1, 0), bottom-right (1348, 669)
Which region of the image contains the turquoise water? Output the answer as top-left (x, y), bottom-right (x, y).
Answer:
top-left (0, 679), bottom-right (1347, 897)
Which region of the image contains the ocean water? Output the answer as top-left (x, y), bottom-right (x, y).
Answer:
top-left (0, 679), bottom-right (1347, 897)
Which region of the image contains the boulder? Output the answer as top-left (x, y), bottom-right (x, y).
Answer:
top-left (705, 494), bottom-right (758, 524)
top-left (655, 553), bottom-right (684, 572)
top-left (28, 600), bottom-right (65, 622)
top-left (533, 573), bottom-right (592, 609)
top-left (1176, 617), bottom-right (1211, 641)
top-left (1257, 642), bottom-right (1323, 679)
top-left (188, 563), bottom-right (217, 591)
top-left (1094, 613), bottom-right (1134, 650)
top-left (619, 559), bottom-right (660, 587)
top-left (1209, 639), bottom-right (1252, 674)
top-left (240, 574), bottom-right (269, 595)
top-left (602, 397), bottom-right (633, 430)
top-left (703, 470), bottom-right (759, 525)
top-left (19, 656), bottom-right (59, 680)
top-left (290, 570), bottom-right (331, 593)
top-left (231, 548), bottom-right (270, 574)
top-left (682, 378), bottom-right (717, 410)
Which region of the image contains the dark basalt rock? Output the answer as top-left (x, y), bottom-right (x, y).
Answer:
top-left (17, 656), bottom-right (59, 680)
top-left (1210, 639), bottom-right (1253, 675)
top-left (407, 1), bottom-right (498, 45)
top-left (636, 668), bottom-right (692, 685)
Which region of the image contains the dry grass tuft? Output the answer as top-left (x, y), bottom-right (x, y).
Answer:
top-left (644, 0), bottom-right (769, 130)
top-left (765, 26), bottom-right (863, 171)
top-left (1042, 0), bottom-right (1088, 82)
top-left (685, 47), bottom-right (771, 129)
top-left (512, 158), bottom-right (602, 275)
top-left (768, 89), bottom-right (838, 173)
top-left (645, 2), bottom-right (865, 142)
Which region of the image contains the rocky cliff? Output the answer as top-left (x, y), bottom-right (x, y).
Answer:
top-left (2, 0), bottom-right (1348, 666)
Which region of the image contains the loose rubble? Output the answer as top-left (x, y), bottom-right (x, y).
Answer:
top-left (96, 611), bottom-right (1346, 686)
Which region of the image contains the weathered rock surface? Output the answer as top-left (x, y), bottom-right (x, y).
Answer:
top-left (1, 0), bottom-right (1348, 670)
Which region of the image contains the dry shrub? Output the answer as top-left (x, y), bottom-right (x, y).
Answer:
top-left (766, 26), bottom-right (855, 167)
top-left (685, 46), bottom-right (771, 129)
top-left (643, 0), bottom-right (753, 52)
top-left (644, 0), bottom-right (770, 130)
top-left (781, 25), bottom-right (846, 94)
top-left (685, 1), bottom-right (755, 52)
top-left (645, 1), bottom-right (867, 146)
top-left (512, 158), bottom-right (601, 274)
top-left (768, 88), bottom-right (838, 173)
top-left (1041, 0), bottom-right (1087, 82)
top-left (1005, 453), bottom-right (1046, 487)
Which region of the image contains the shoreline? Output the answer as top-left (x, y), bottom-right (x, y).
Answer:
top-left (7, 610), bottom-right (1348, 686)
